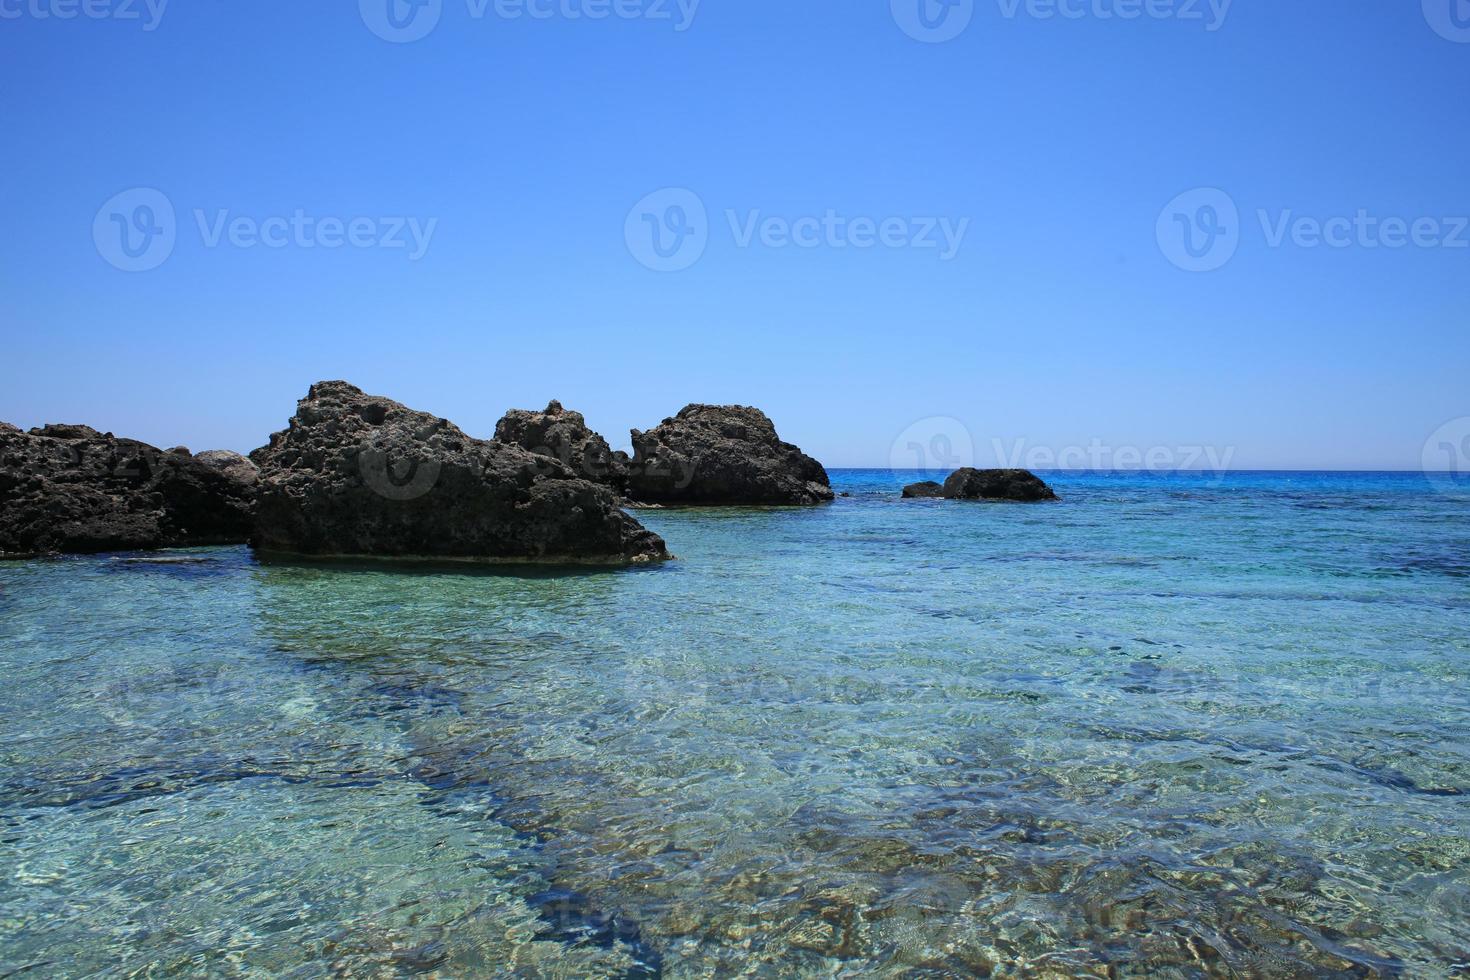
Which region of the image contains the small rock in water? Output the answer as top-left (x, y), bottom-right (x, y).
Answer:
top-left (626, 404), bottom-right (833, 505)
top-left (942, 468), bottom-right (1058, 502)
top-left (901, 481), bottom-right (945, 498)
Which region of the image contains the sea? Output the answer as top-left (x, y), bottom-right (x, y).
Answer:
top-left (2, 470), bottom-right (1467, 976)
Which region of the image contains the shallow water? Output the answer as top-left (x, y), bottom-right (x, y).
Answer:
top-left (2, 470), bottom-right (1468, 976)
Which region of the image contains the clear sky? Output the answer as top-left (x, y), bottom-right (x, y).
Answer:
top-left (2, 0), bottom-right (1467, 470)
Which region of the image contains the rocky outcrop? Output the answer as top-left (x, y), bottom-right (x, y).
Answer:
top-left (494, 401), bottom-right (629, 494)
top-left (941, 468), bottom-right (1058, 502)
top-left (250, 382), bottom-right (668, 564)
top-left (625, 405), bottom-right (833, 505)
top-left (901, 481), bottom-right (945, 498)
top-left (0, 423), bottom-right (256, 557)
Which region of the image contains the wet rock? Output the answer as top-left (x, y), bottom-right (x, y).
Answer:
top-left (902, 481), bottom-right (945, 498)
top-left (250, 381), bottom-right (668, 564)
top-left (0, 423), bottom-right (256, 557)
top-left (626, 404), bottom-right (833, 505)
top-left (942, 468), bottom-right (1058, 502)
top-left (494, 400), bottom-right (630, 494)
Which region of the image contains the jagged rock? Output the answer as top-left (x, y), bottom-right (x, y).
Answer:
top-left (250, 382), bottom-right (668, 564)
top-left (625, 405), bottom-right (833, 505)
top-left (0, 423), bottom-right (256, 557)
top-left (901, 481), bottom-right (945, 498)
top-left (494, 400), bottom-right (629, 494)
top-left (941, 468), bottom-right (1058, 502)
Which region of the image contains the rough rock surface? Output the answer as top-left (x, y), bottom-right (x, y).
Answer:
top-left (494, 400), bottom-right (629, 494)
top-left (901, 480), bottom-right (945, 498)
top-left (195, 450), bottom-right (259, 486)
top-left (0, 423), bottom-right (256, 557)
top-left (250, 382), bottom-right (668, 564)
top-left (941, 468), bottom-right (1058, 502)
top-left (625, 405), bottom-right (833, 505)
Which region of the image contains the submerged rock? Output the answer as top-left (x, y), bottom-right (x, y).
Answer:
top-left (901, 481), bottom-right (945, 498)
top-left (494, 400), bottom-right (629, 495)
top-left (250, 381), bottom-right (668, 564)
top-left (0, 422), bottom-right (256, 557)
top-left (626, 405), bottom-right (833, 505)
top-left (941, 468), bottom-right (1058, 502)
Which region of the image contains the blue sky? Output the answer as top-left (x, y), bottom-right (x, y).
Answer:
top-left (1, 0), bottom-right (1467, 470)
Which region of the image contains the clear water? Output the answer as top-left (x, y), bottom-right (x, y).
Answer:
top-left (2, 470), bottom-right (1468, 977)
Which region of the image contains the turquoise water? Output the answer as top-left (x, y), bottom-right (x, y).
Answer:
top-left (2, 470), bottom-right (1468, 976)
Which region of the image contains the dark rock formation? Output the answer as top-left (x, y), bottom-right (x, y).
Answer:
top-left (0, 423), bottom-right (256, 557)
top-left (901, 481), bottom-right (945, 498)
top-left (250, 382), bottom-right (668, 564)
top-left (625, 405), bottom-right (833, 505)
top-left (494, 400), bottom-right (629, 494)
top-left (941, 468), bottom-right (1058, 502)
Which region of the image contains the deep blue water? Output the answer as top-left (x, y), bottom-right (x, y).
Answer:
top-left (1, 470), bottom-right (1467, 975)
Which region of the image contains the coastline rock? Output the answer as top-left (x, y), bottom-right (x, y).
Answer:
top-left (195, 450), bottom-right (259, 486)
top-left (250, 382), bottom-right (668, 564)
top-left (494, 400), bottom-right (629, 495)
top-left (901, 481), bottom-right (945, 498)
top-left (0, 423), bottom-right (256, 557)
top-left (941, 468), bottom-right (1058, 502)
top-left (626, 405), bottom-right (833, 505)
